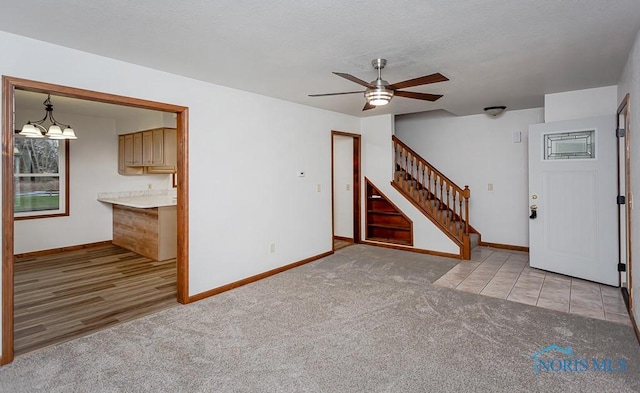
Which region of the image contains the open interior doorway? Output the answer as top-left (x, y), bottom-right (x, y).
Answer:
top-left (2, 76), bottom-right (190, 365)
top-left (331, 131), bottom-right (361, 251)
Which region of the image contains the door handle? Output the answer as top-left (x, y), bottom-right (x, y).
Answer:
top-left (530, 204), bottom-right (538, 219)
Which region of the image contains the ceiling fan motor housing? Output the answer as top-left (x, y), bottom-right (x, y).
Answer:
top-left (365, 78), bottom-right (394, 106)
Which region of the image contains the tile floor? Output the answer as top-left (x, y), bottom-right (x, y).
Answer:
top-left (434, 246), bottom-right (631, 325)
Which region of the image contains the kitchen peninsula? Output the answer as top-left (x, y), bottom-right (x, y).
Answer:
top-left (98, 190), bottom-right (177, 261)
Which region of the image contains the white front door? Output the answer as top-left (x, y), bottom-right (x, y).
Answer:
top-left (528, 115), bottom-right (617, 285)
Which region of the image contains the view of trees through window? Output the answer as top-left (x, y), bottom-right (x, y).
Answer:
top-left (14, 138), bottom-right (61, 213)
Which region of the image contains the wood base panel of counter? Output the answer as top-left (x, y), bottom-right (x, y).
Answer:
top-left (112, 204), bottom-right (177, 261)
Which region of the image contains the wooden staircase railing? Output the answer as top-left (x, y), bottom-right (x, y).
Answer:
top-left (391, 135), bottom-right (474, 258)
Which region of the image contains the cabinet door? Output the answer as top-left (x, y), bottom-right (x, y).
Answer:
top-left (119, 134), bottom-right (144, 175)
top-left (142, 131), bottom-right (154, 165)
top-left (118, 135), bottom-right (126, 173)
top-left (124, 134), bottom-right (134, 165)
top-left (151, 128), bottom-right (164, 165)
top-left (132, 133), bottom-right (143, 166)
top-left (146, 128), bottom-right (177, 174)
top-left (162, 128), bottom-right (177, 167)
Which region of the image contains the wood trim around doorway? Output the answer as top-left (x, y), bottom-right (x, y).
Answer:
top-left (1, 76), bottom-right (190, 365)
top-left (331, 130), bottom-right (362, 250)
top-left (618, 93), bottom-right (633, 312)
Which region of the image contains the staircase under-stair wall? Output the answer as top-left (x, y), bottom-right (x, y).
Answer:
top-left (371, 135), bottom-right (480, 259)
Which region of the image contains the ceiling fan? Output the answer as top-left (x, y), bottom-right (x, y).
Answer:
top-left (309, 58), bottom-right (448, 111)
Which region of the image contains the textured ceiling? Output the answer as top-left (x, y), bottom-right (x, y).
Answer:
top-left (2, 0), bottom-right (640, 117)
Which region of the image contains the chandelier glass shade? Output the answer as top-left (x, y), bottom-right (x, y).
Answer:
top-left (19, 95), bottom-right (77, 139)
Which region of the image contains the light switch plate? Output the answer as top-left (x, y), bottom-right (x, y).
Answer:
top-left (513, 131), bottom-right (522, 143)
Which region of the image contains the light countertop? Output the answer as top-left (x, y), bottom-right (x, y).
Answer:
top-left (97, 190), bottom-right (177, 209)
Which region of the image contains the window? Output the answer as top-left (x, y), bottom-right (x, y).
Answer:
top-left (544, 130), bottom-right (595, 160)
top-left (14, 137), bottom-right (68, 219)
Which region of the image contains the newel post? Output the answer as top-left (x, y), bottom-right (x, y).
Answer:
top-left (463, 185), bottom-right (470, 235)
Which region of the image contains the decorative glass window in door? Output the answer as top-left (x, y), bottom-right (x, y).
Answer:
top-left (544, 130), bottom-right (595, 160)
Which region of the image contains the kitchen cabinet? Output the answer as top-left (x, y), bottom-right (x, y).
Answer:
top-left (146, 128), bottom-right (177, 174)
top-left (118, 128), bottom-right (176, 175)
top-left (118, 135), bottom-right (144, 175)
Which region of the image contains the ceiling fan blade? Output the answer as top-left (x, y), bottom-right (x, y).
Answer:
top-left (308, 91), bottom-right (365, 97)
top-left (333, 72), bottom-right (374, 88)
top-left (362, 102), bottom-right (375, 111)
top-left (387, 73), bottom-right (449, 90)
top-left (394, 90), bottom-right (443, 101)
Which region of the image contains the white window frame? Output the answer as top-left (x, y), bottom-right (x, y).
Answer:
top-left (14, 138), bottom-right (68, 219)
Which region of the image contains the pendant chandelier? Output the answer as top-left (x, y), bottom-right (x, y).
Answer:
top-left (19, 94), bottom-right (77, 139)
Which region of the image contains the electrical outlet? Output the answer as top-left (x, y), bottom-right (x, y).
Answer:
top-left (316, 184), bottom-right (321, 192)
top-left (147, 183), bottom-right (153, 190)
top-left (487, 183), bottom-right (493, 191)
top-left (346, 184), bottom-right (351, 191)
top-left (270, 243), bottom-right (276, 253)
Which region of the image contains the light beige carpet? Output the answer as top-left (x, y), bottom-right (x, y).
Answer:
top-left (1, 245), bottom-right (639, 392)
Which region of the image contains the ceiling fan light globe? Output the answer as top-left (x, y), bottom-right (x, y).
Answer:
top-left (369, 98), bottom-right (388, 106)
top-left (365, 87), bottom-right (394, 106)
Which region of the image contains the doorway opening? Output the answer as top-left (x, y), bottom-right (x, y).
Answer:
top-left (331, 131), bottom-right (361, 251)
top-left (2, 76), bottom-right (190, 365)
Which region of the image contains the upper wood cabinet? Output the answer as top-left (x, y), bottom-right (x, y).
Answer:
top-left (118, 135), bottom-right (144, 175)
top-left (146, 128), bottom-right (177, 174)
top-left (118, 128), bottom-right (176, 175)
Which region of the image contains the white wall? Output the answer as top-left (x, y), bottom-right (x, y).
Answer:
top-left (395, 108), bottom-right (544, 247)
top-left (333, 135), bottom-right (353, 238)
top-left (0, 31), bottom-right (361, 352)
top-left (618, 28), bottom-right (640, 326)
top-left (13, 108), bottom-right (172, 254)
top-left (545, 85), bottom-right (618, 122)
top-left (116, 111), bottom-right (166, 134)
top-left (361, 115), bottom-right (458, 254)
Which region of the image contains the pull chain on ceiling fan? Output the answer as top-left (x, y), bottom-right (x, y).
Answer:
top-left (309, 58), bottom-right (448, 111)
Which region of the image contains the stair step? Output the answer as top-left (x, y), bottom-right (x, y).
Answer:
top-left (367, 210), bottom-right (403, 216)
top-left (368, 223), bottom-right (411, 231)
top-left (367, 237), bottom-right (412, 246)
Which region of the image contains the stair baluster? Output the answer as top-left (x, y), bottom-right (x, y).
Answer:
top-left (391, 135), bottom-right (478, 259)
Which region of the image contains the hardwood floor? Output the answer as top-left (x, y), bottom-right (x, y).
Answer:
top-left (333, 238), bottom-right (353, 251)
top-left (14, 243), bottom-right (178, 356)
